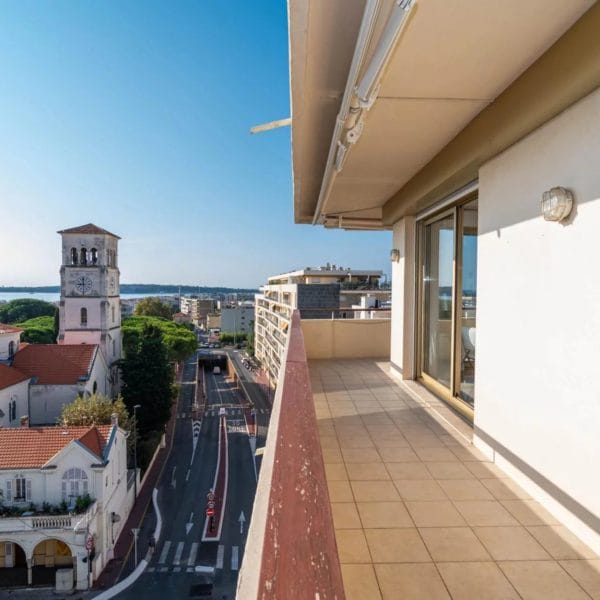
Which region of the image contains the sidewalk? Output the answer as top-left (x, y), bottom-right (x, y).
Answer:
top-left (92, 362), bottom-right (183, 590)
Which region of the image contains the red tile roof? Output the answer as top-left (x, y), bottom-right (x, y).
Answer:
top-left (0, 364), bottom-right (30, 390)
top-left (57, 223), bottom-right (120, 239)
top-left (0, 425), bottom-right (113, 469)
top-left (12, 344), bottom-right (97, 385)
top-left (0, 324), bottom-right (23, 334)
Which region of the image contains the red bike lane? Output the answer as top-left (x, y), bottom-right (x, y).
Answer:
top-left (202, 414), bottom-right (228, 541)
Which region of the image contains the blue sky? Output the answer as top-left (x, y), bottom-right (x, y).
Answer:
top-left (0, 1), bottom-right (391, 289)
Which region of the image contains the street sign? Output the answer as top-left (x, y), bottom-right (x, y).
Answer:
top-left (207, 500), bottom-right (215, 509)
top-left (85, 535), bottom-right (94, 551)
top-left (206, 508), bottom-right (215, 517)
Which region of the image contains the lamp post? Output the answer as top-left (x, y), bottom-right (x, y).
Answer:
top-left (133, 404), bottom-right (141, 501)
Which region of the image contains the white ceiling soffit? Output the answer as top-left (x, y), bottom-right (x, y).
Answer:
top-left (291, 0), bottom-right (594, 227)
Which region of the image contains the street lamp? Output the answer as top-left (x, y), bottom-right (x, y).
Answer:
top-left (133, 404), bottom-right (141, 501)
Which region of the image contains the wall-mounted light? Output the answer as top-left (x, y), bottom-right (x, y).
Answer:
top-left (390, 249), bottom-right (400, 262)
top-left (541, 187), bottom-right (574, 222)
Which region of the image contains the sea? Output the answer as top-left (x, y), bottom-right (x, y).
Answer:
top-left (0, 292), bottom-right (174, 304)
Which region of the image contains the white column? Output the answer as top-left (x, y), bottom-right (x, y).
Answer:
top-left (390, 215), bottom-right (416, 378)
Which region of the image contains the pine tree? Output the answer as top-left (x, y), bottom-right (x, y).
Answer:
top-left (121, 323), bottom-right (174, 437)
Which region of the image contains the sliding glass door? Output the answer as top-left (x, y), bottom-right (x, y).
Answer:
top-left (418, 198), bottom-right (478, 419)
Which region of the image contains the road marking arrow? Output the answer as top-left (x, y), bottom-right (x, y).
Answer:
top-left (186, 512), bottom-right (194, 535)
top-left (171, 466), bottom-right (176, 488)
top-left (238, 511), bottom-right (246, 535)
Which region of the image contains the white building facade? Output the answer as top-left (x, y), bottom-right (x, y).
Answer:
top-left (0, 420), bottom-right (133, 590)
top-left (221, 304), bottom-right (255, 335)
top-left (289, 0), bottom-right (600, 555)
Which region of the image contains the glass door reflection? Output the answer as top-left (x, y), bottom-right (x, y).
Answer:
top-left (422, 212), bottom-right (455, 389)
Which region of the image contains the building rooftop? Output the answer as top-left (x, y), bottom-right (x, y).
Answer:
top-left (268, 266), bottom-right (383, 284)
top-left (12, 344), bottom-right (98, 385)
top-left (0, 424), bottom-right (113, 469)
top-left (0, 363), bottom-right (30, 390)
top-left (57, 223), bottom-right (121, 239)
top-left (0, 323), bottom-right (23, 335)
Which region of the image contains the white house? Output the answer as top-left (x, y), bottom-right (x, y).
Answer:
top-left (0, 417), bottom-right (133, 590)
top-left (0, 364), bottom-right (30, 428)
top-left (0, 325), bottom-right (23, 363)
top-left (12, 343), bottom-right (109, 426)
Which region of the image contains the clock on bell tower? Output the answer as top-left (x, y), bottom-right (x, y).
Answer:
top-left (57, 224), bottom-right (122, 388)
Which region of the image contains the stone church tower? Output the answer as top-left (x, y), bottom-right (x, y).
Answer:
top-left (57, 223), bottom-right (122, 393)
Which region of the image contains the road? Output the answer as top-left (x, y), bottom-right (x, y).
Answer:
top-left (115, 351), bottom-right (262, 599)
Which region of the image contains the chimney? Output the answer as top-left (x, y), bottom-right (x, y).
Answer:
top-left (20, 415), bottom-right (29, 428)
top-left (111, 413), bottom-right (118, 428)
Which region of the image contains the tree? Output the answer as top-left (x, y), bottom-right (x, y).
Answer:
top-left (0, 298), bottom-right (56, 324)
top-left (134, 297), bottom-right (173, 319)
top-left (16, 316), bottom-right (56, 344)
top-left (120, 323), bottom-right (175, 437)
top-left (59, 394), bottom-right (131, 430)
top-left (122, 315), bottom-right (196, 362)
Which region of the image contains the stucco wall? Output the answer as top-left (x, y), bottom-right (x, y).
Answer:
top-left (475, 87), bottom-right (600, 551)
top-left (302, 319), bottom-right (390, 360)
top-left (0, 379), bottom-right (29, 427)
top-left (29, 384), bottom-right (82, 425)
top-left (390, 216), bottom-right (415, 378)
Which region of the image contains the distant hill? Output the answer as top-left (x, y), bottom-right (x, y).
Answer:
top-left (0, 284), bottom-right (258, 294)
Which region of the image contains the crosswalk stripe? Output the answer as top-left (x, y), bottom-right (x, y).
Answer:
top-left (173, 566), bottom-right (181, 573)
top-left (231, 546), bottom-right (239, 571)
top-left (187, 542), bottom-right (198, 566)
top-left (158, 541), bottom-right (171, 564)
top-left (216, 544), bottom-right (224, 569)
top-left (147, 567), bottom-right (155, 573)
top-left (173, 541), bottom-right (184, 565)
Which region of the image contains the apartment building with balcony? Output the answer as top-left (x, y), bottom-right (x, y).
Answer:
top-left (0, 417), bottom-right (133, 591)
top-left (239, 2), bottom-right (600, 599)
top-left (255, 267), bottom-right (384, 383)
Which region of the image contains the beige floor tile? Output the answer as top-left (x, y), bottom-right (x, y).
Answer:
top-left (384, 462), bottom-right (433, 480)
top-left (419, 527), bottom-right (491, 562)
top-left (331, 502), bottom-right (362, 529)
top-left (405, 435), bottom-right (447, 448)
top-left (481, 477), bottom-right (531, 500)
top-left (465, 461), bottom-right (510, 479)
top-left (351, 480), bottom-right (400, 502)
top-left (374, 436), bottom-right (412, 448)
top-left (366, 424), bottom-right (401, 436)
top-left (560, 560), bottom-right (600, 599)
top-left (342, 447), bottom-right (382, 463)
top-left (328, 480), bottom-right (354, 502)
top-left (324, 462), bottom-right (348, 481)
top-left (346, 462), bottom-right (390, 481)
top-left (454, 500), bottom-right (520, 526)
top-left (394, 479), bottom-right (448, 501)
top-left (449, 445), bottom-right (490, 461)
top-left (425, 461), bottom-right (475, 480)
top-left (336, 424), bottom-right (370, 437)
top-left (377, 446), bottom-right (419, 462)
top-left (501, 499), bottom-right (560, 526)
top-left (365, 528), bottom-right (431, 563)
top-left (338, 436), bottom-right (376, 449)
top-left (473, 526), bottom-right (551, 560)
top-left (319, 435), bottom-right (340, 450)
top-left (322, 446), bottom-right (343, 463)
top-left (361, 413), bottom-right (395, 425)
top-left (375, 563), bottom-right (450, 600)
top-left (405, 500), bottom-right (466, 527)
top-left (439, 434), bottom-right (462, 447)
top-left (356, 501), bottom-right (413, 528)
top-left (437, 479), bottom-right (495, 501)
top-left (336, 529), bottom-right (372, 563)
top-left (341, 564), bottom-right (382, 600)
top-left (499, 560), bottom-right (590, 599)
top-left (414, 447), bottom-right (459, 462)
top-left (438, 561), bottom-right (520, 600)
top-left (527, 525), bottom-right (598, 560)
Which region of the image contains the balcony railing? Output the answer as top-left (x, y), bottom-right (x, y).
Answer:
top-left (0, 501), bottom-right (97, 533)
top-left (238, 311), bottom-right (344, 599)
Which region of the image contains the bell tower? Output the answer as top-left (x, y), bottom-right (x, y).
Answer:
top-left (57, 224), bottom-right (122, 391)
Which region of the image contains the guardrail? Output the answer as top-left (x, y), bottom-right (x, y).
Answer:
top-left (237, 311), bottom-right (344, 599)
